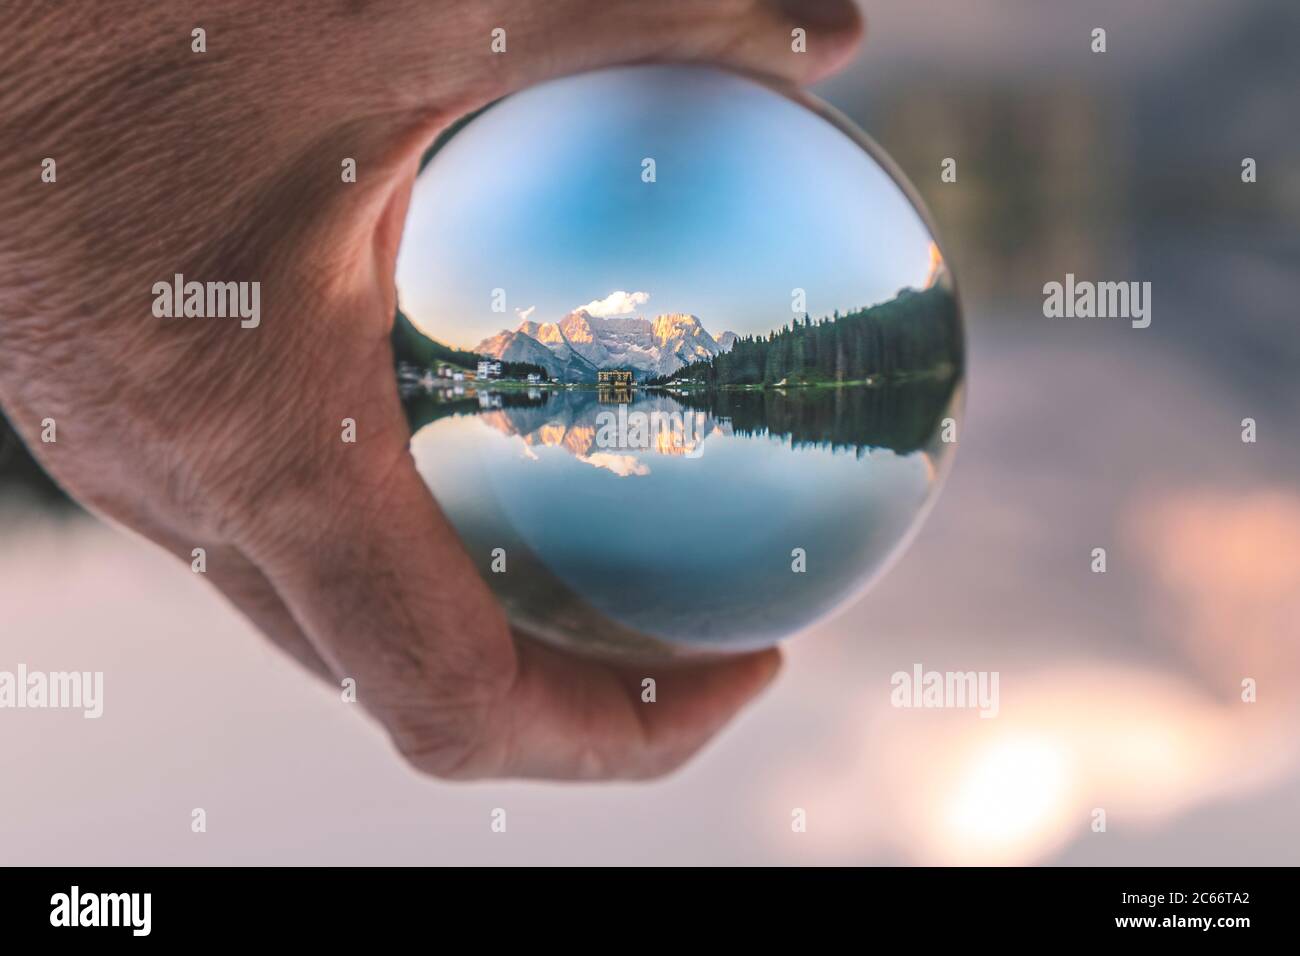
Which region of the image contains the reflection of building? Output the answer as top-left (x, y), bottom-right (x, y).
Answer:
top-left (477, 360), bottom-right (502, 380)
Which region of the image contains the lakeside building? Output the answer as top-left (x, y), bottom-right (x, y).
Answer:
top-left (597, 369), bottom-right (634, 387)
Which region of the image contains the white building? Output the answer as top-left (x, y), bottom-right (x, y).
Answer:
top-left (476, 360), bottom-right (502, 380)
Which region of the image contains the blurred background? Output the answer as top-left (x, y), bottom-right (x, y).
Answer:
top-left (2, 0), bottom-right (1298, 864)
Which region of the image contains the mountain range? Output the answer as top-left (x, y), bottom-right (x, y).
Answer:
top-left (475, 308), bottom-right (738, 382)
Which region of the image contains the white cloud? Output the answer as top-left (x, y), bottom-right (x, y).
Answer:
top-left (515, 305), bottom-right (536, 322)
top-left (578, 290), bottom-right (650, 318)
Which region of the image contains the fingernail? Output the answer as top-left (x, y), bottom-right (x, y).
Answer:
top-left (755, 649), bottom-right (783, 690)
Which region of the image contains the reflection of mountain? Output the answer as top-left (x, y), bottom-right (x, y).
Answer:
top-left (406, 390), bottom-right (719, 468)
top-left (404, 389), bottom-right (544, 429)
top-left (475, 308), bottom-right (722, 381)
top-left (405, 378), bottom-right (956, 459)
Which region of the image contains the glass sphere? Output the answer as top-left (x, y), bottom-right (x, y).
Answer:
top-left (394, 64), bottom-right (963, 660)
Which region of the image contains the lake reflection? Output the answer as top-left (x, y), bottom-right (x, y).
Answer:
top-left (409, 379), bottom-right (959, 659)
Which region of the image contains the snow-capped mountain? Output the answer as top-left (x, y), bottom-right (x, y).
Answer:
top-left (473, 326), bottom-right (599, 382)
top-left (473, 328), bottom-right (555, 368)
top-left (715, 330), bottom-right (739, 352)
top-left (476, 309), bottom-right (723, 381)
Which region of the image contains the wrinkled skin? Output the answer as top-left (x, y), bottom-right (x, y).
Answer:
top-left (0, 0), bottom-right (862, 779)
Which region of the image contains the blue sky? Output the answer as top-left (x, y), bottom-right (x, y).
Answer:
top-left (396, 64), bottom-right (936, 349)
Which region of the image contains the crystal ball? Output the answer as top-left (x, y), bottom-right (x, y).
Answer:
top-left (394, 64), bottom-right (963, 660)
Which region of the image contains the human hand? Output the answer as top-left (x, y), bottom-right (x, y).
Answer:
top-left (0, 0), bottom-right (862, 778)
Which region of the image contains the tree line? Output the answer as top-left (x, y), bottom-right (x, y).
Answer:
top-left (649, 285), bottom-right (960, 387)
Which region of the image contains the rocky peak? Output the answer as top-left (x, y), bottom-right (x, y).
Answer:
top-left (652, 313), bottom-right (707, 345)
top-left (558, 309), bottom-right (598, 343)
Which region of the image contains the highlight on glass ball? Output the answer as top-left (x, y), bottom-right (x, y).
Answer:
top-left (393, 64), bottom-right (964, 660)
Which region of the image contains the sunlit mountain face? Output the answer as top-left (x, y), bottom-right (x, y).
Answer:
top-left (475, 307), bottom-right (726, 382)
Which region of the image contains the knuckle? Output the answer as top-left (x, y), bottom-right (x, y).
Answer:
top-left (385, 695), bottom-right (503, 780)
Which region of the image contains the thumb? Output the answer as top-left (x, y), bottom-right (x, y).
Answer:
top-left (242, 432), bottom-right (522, 775)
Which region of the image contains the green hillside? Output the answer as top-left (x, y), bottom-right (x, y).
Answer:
top-left (391, 307), bottom-right (549, 380)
